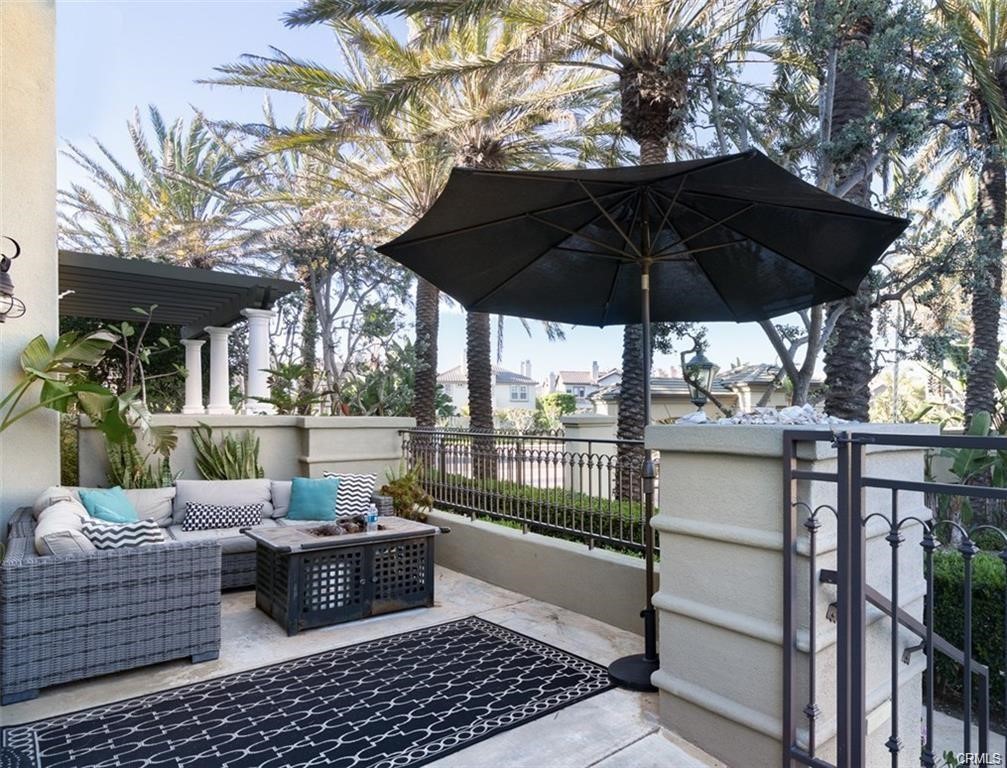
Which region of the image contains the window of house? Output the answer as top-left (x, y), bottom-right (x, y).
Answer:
top-left (510, 385), bottom-right (528, 402)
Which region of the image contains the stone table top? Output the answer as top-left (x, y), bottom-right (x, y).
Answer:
top-left (243, 516), bottom-right (439, 553)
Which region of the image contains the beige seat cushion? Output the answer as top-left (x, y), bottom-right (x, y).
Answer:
top-left (166, 518), bottom-right (279, 554)
top-left (172, 479), bottom-right (274, 524)
top-left (34, 499), bottom-right (96, 556)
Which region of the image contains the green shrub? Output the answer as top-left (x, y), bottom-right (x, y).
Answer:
top-left (192, 423), bottom-right (264, 480)
top-left (429, 471), bottom-right (652, 555)
top-left (932, 549), bottom-right (1006, 718)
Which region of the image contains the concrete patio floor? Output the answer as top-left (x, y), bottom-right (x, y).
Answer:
top-left (0, 566), bottom-right (723, 768)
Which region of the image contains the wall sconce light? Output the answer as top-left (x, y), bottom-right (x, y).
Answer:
top-left (0, 236), bottom-right (26, 322)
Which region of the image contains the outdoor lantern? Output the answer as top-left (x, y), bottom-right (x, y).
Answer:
top-left (684, 352), bottom-right (717, 409)
top-left (0, 236), bottom-right (26, 322)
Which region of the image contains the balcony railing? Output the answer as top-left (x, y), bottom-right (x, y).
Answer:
top-left (400, 428), bottom-right (658, 555)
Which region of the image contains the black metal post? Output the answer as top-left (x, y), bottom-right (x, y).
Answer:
top-left (608, 259), bottom-right (660, 691)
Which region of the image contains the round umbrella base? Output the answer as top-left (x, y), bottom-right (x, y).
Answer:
top-left (607, 653), bottom-right (659, 692)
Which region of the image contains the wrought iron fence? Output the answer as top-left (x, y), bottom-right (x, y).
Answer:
top-left (399, 428), bottom-right (657, 554)
top-left (783, 430), bottom-right (1007, 768)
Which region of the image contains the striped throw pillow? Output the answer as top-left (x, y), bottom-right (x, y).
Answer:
top-left (182, 502), bottom-right (263, 532)
top-left (322, 473), bottom-right (375, 516)
top-left (82, 519), bottom-right (166, 549)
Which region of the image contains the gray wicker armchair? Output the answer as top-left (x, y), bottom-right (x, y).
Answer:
top-left (1, 508), bottom-right (221, 705)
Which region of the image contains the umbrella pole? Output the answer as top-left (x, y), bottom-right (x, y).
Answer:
top-left (608, 261), bottom-right (660, 692)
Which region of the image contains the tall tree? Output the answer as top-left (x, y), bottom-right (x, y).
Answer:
top-left (59, 106), bottom-right (252, 269)
top-left (237, 13), bottom-right (608, 440)
top-left (755, 0), bottom-right (960, 411)
top-left (935, 0), bottom-right (1007, 421)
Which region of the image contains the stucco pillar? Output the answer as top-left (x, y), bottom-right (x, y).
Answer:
top-left (180, 339), bottom-right (205, 415)
top-left (0, 2), bottom-right (58, 533)
top-left (241, 308), bottom-right (275, 415)
top-left (647, 423), bottom-right (935, 768)
top-left (204, 326), bottom-right (234, 415)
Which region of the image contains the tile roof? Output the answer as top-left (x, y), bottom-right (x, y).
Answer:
top-left (438, 364), bottom-right (537, 385)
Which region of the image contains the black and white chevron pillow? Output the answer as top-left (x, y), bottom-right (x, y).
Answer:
top-left (82, 519), bottom-right (166, 549)
top-left (322, 473), bottom-right (375, 515)
top-left (182, 502), bottom-right (263, 532)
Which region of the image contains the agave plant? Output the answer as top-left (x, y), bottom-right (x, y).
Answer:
top-left (192, 423), bottom-right (264, 480)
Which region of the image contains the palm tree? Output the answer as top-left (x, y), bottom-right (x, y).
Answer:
top-left (223, 15), bottom-right (608, 446)
top-left (212, 30), bottom-right (456, 427)
top-left (59, 106), bottom-right (251, 269)
top-left (292, 0), bottom-right (763, 496)
top-left (929, 0), bottom-right (1007, 422)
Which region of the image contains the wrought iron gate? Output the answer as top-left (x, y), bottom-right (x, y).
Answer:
top-left (783, 429), bottom-right (1007, 768)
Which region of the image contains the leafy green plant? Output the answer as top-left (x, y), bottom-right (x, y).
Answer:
top-left (192, 423), bottom-right (264, 480)
top-left (932, 550), bottom-right (1007, 723)
top-left (936, 411), bottom-right (1002, 528)
top-left (0, 331), bottom-right (138, 442)
top-left (380, 464), bottom-right (433, 521)
top-left (106, 435), bottom-right (179, 489)
top-left (253, 362), bottom-right (332, 415)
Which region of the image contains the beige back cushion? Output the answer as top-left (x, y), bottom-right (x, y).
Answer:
top-left (270, 481), bottom-right (292, 518)
top-left (34, 500), bottom-right (96, 556)
top-left (32, 485), bottom-right (176, 527)
top-left (172, 479), bottom-right (274, 524)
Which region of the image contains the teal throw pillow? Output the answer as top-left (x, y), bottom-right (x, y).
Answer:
top-left (79, 487), bottom-right (139, 524)
top-left (287, 476), bottom-right (341, 521)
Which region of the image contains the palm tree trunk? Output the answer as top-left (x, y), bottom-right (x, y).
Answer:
top-left (965, 144), bottom-right (1006, 421)
top-left (617, 324), bottom-right (646, 499)
top-left (466, 310), bottom-right (496, 479)
top-left (823, 16), bottom-right (875, 422)
top-left (639, 138), bottom-right (668, 166)
top-left (298, 287), bottom-right (318, 416)
top-left (412, 277), bottom-right (440, 427)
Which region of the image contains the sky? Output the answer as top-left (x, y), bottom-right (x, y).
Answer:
top-left (55, 0), bottom-right (785, 381)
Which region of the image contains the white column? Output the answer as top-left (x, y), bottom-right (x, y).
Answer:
top-left (204, 326), bottom-right (235, 415)
top-left (241, 308), bottom-right (276, 415)
top-left (180, 339), bottom-right (206, 414)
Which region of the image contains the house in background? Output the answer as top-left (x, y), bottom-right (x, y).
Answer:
top-left (438, 360), bottom-right (539, 414)
top-left (592, 363), bottom-right (789, 421)
top-left (544, 361), bottom-right (621, 410)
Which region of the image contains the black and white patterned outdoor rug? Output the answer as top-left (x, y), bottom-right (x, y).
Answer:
top-left (0, 616), bottom-right (613, 768)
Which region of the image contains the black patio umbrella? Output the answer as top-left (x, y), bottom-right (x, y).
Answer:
top-left (377, 149), bottom-right (908, 689)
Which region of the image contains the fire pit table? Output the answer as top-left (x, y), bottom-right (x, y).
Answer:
top-left (245, 517), bottom-right (443, 635)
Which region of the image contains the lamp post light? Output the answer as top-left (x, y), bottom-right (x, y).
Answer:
top-left (684, 351), bottom-right (717, 410)
top-left (0, 236), bottom-right (26, 322)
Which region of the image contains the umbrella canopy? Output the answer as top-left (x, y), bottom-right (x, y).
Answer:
top-left (378, 150), bottom-right (910, 693)
top-left (377, 150), bottom-right (908, 325)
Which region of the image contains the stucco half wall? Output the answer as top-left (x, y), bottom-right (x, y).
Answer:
top-left (78, 415), bottom-right (415, 486)
top-left (426, 508), bottom-right (653, 636)
top-left (0, 1), bottom-right (58, 538)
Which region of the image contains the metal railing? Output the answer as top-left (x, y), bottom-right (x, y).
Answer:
top-left (783, 430), bottom-right (1007, 768)
top-left (400, 428), bottom-right (658, 554)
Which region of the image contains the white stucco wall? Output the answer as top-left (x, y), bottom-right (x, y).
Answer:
top-left (0, 1), bottom-right (58, 536)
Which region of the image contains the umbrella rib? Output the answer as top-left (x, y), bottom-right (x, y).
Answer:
top-left (600, 261), bottom-right (622, 327)
top-left (652, 239), bottom-right (751, 260)
top-left (657, 191), bottom-right (857, 295)
top-left (677, 188), bottom-right (904, 223)
top-left (526, 214), bottom-right (636, 260)
top-left (576, 180), bottom-right (642, 259)
top-left (649, 177), bottom-right (687, 240)
top-left (389, 188), bottom-right (634, 247)
top-left (468, 206), bottom-right (630, 309)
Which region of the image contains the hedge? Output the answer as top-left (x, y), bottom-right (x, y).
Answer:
top-left (932, 549), bottom-right (1006, 718)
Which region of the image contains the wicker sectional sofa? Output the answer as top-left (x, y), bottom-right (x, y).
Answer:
top-left (1, 478), bottom-right (393, 705)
